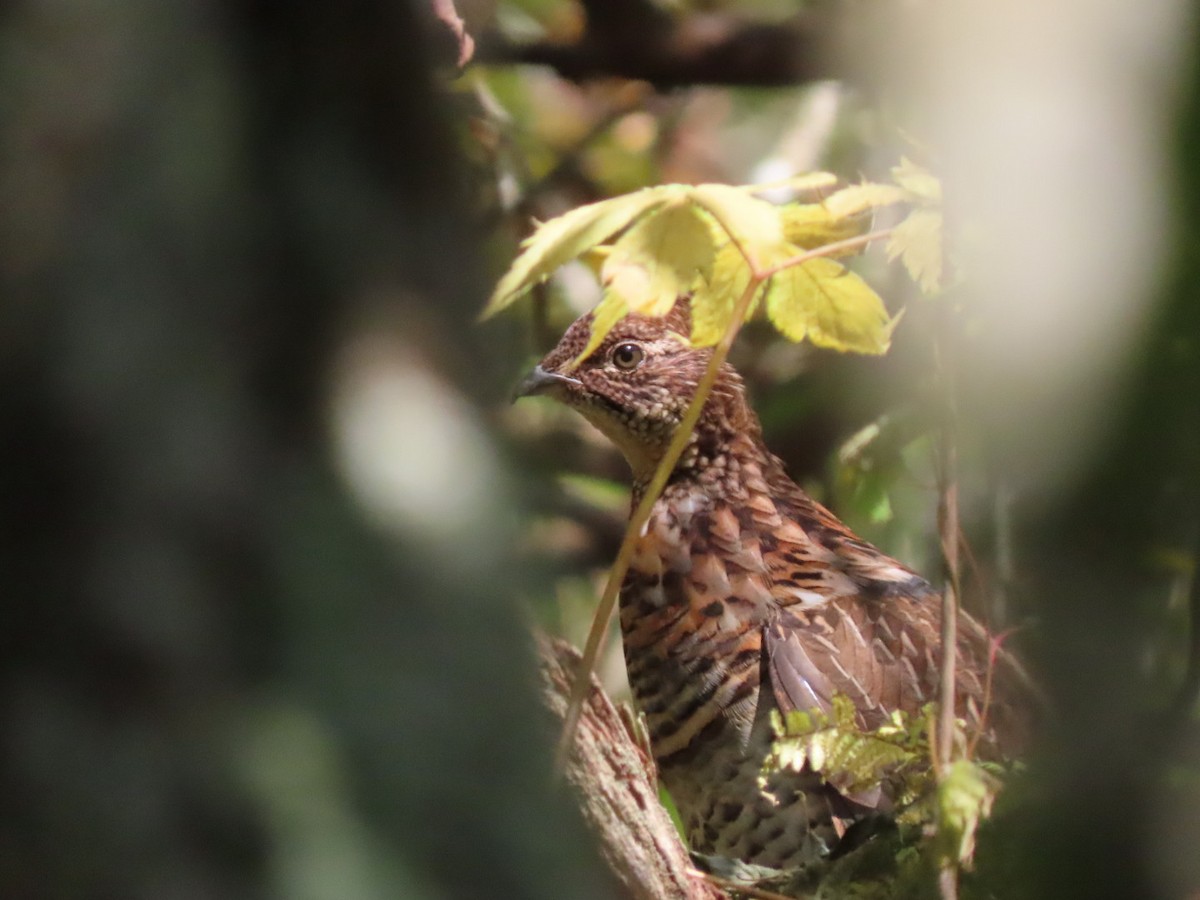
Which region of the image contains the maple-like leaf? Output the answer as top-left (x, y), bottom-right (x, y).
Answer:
top-left (887, 208), bottom-right (943, 295)
top-left (688, 184), bottom-right (792, 271)
top-left (780, 202), bottom-right (869, 253)
top-left (746, 170), bottom-right (839, 197)
top-left (892, 157), bottom-right (942, 204)
top-left (765, 257), bottom-right (896, 355)
top-left (486, 172), bottom-right (922, 356)
top-left (689, 242), bottom-right (755, 347)
top-left (822, 182), bottom-right (908, 220)
top-left (602, 200), bottom-right (715, 316)
top-left (482, 186), bottom-right (678, 318)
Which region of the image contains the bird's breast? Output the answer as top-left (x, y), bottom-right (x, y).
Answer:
top-left (619, 495), bottom-right (774, 764)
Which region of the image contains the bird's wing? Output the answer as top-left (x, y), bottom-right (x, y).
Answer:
top-left (751, 477), bottom-right (996, 741)
top-left (637, 459), bottom-right (1028, 772)
top-left (762, 528), bottom-right (949, 729)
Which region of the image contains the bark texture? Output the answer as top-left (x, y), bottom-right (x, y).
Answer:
top-left (538, 636), bottom-right (729, 900)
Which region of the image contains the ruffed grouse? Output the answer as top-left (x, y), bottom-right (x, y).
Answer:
top-left (518, 300), bottom-right (1030, 869)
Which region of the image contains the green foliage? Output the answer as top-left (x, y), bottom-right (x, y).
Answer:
top-left (763, 695), bottom-right (1008, 875)
top-left (764, 698), bottom-right (923, 800)
top-left (484, 163), bottom-right (947, 360)
top-left (779, 200), bottom-right (872, 252)
top-left (688, 241), bottom-right (749, 345)
top-left (934, 760), bottom-right (1000, 868)
top-left (604, 198), bottom-right (716, 317)
top-left (764, 257), bottom-right (897, 355)
top-left (822, 182), bottom-right (908, 219)
top-left (885, 158), bottom-right (945, 294)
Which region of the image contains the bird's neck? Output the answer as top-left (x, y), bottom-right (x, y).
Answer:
top-left (630, 421), bottom-right (778, 509)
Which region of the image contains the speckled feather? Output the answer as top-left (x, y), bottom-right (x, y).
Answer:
top-left (524, 300), bottom-right (1032, 869)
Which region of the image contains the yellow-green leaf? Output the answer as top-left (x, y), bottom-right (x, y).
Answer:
top-left (689, 242), bottom-right (752, 346)
top-left (780, 202), bottom-right (868, 253)
top-left (745, 170), bottom-right (839, 197)
top-left (822, 182), bottom-right (908, 219)
top-left (688, 183), bottom-right (792, 271)
top-left (579, 245), bottom-right (611, 279)
top-left (570, 291), bottom-right (628, 367)
top-left (887, 208), bottom-right (943, 295)
top-left (892, 157), bottom-right (942, 204)
top-left (765, 257), bottom-right (895, 355)
top-left (482, 186), bottom-right (676, 318)
top-left (937, 759), bottom-right (998, 864)
top-left (766, 697), bottom-right (918, 797)
top-left (601, 200), bottom-right (715, 316)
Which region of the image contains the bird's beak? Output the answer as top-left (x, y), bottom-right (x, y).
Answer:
top-left (512, 365), bottom-right (582, 402)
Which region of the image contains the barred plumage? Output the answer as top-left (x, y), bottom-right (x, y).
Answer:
top-left (517, 300), bottom-right (1032, 869)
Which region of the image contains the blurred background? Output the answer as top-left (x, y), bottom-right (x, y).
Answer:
top-left (0, 1), bottom-right (1197, 898)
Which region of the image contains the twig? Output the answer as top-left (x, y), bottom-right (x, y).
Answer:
top-left (933, 303), bottom-right (960, 900)
top-left (990, 478), bottom-right (1016, 628)
top-left (1169, 530), bottom-right (1200, 723)
top-left (430, 0), bottom-right (475, 67)
top-left (759, 228), bottom-right (895, 279)
top-left (937, 866), bottom-right (958, 900)
top-left (699, 872), bottom-right (801, 900)
top-left (966, 627), bottom-right (1019, 760)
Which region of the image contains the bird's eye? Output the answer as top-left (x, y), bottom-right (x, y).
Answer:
top-left (610, 342), bottom-right (645, 371)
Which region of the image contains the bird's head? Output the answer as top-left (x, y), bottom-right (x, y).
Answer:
top-left (515, 299), bottom-right (759, 481)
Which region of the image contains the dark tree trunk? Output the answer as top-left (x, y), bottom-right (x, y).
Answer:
top-left (0, 2), bottom-right (611, 897)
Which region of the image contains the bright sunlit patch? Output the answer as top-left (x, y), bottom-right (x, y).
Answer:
top-left (911, 0), bottom-right (1191, 498)
top-left (330, 333), bottom-right (507, 562)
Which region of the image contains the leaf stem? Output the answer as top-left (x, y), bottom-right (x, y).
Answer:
top-left (934, 301), bottom-right (961, 900)
top-left (760, 227), bottom-right (894, 280)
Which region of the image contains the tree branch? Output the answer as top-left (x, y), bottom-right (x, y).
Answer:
top-left (538, 636), bottom-right (729, 900)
